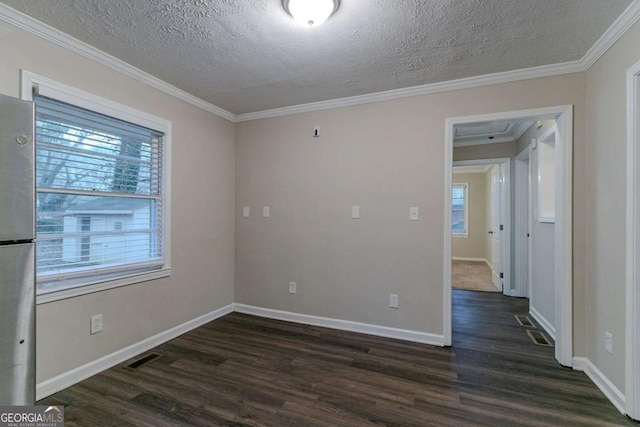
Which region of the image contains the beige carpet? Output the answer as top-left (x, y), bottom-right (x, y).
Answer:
top-left (452, 260), bottom-right (500, 292)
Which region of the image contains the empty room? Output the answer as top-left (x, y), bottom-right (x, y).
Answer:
top-left (2, 0), bottom-right (640, 425)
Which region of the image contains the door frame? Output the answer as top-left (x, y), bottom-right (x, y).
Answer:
top-left (515, 146), bottom-right (531, 298)
top-left (452, 158), bottom-right (511, 295)
top-left (444, 105), bottom-right (573, 368)
top-left (625, 58), bottom-right (640, 420)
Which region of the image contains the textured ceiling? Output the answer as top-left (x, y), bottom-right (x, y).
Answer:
top-left (0, 0), bottom-right (633, 114)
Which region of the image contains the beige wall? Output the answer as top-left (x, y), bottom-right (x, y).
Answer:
top-left (0, 23), bottom-right (236, 382)
top-left (451, 172), bottom-right (489, 260)
top-left (584, 19), bottom-right (640, 392)
top-left (236, 73), bottom-right (586, 337)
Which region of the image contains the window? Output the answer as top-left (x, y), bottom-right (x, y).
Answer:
top-left (25, 72), bottom-right (171, 298)
top-left (452, 183), bottom-right (468, 236)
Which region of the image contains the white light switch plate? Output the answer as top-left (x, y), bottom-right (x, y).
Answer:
top-left (352, 206), bottom-right (360, 219)
top-left (90, 314), bottom-right (103, 334)
top-left (243, 206), bottom-right (250, 217)
top-left (263, 206), bottom-right (270, 218)
top-left (410, 207), bottom-right (419, 221)
top-left (389, 294), bottom-right (399, 309)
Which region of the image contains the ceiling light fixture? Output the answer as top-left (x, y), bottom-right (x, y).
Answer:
top-left (282, 0), bottom-right (340, 27)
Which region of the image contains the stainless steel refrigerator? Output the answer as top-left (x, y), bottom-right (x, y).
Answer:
top-left (0, 93), bottom-right (36, 405)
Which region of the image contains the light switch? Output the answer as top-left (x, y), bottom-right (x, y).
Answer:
top-left (243, 206), bottom-right (250, 218)
top-left (351, 206), bottom-right (360, 219)
top-left (263, 206), bottom-right (270, 218)
top-left (410, 207), bottom-right (419, 221)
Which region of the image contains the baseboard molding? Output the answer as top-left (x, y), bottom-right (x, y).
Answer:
top-left (36, 303), bottom-right (234, 400)
top-left (573, 356), bottom-right (626, 414)
top-left (452, 257), bottom-right (489, 264)
top-left (233, 304), bottom-right (444, 346)
top-left (529, 305), bottom-right (556, 341)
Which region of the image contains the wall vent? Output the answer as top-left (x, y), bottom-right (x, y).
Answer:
top-left (515, 315), bottom-right (535, 328)
top-left (527, 330), bottom-right (553, 347)
top-left (126, 353), bottom-right (162, 370)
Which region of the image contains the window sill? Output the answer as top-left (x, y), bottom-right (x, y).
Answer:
top-left (452, 234), bottom-right (469, 238)
top-left (36, 268), bottom-right (171, 304)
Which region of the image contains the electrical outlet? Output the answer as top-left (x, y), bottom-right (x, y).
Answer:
top-left (605, 332), bottom-right (613, 354)
top-left (389, 294), bottom-right (399, 309)
top-left (289, 281), bottom-right (297, 294)
top-left (263, 206), bottom-right (270, 218)
top-left (90, 314), bottom-right (103, 335)
top-left (409, 207), bottom-right (419, 221)
top-left (243, 206), bottom-right (250, 217)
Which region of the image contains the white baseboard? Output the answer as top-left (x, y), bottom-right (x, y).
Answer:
top-left (573, 356), bottom-right (626, 414)
top-left (233, 303), bottom-right (444, 346)
top-left (36, 303), bottom-right (234, 400)
top-left (452, 257), bottom-right (489, 264)
top-left (529, 305), bottom-right (556, 341)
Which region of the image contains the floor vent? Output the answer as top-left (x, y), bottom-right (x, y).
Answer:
top-left (127, 353), bottom-right (162, 369)
top-left (527, 330), bottom-right (553, 347)
top-left (515, 315), bottom-right (536, 328)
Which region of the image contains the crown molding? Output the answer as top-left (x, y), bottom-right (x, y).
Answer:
top-left (235, 60), bottom-right (584, 122)
top-left (581, 0), bottom-right (640, 70)
top-left (0, 3), bottom-right (236, 122)
top-left (2, 0), bottom-right (640, 123)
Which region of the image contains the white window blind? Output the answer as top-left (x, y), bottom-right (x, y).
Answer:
top-left (34, 94), bottom-right (165, 285)
top-left (452, 183), bottom-right (468, 236)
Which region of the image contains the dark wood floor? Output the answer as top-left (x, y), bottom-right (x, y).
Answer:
top-left (41, 290), bottom-right (638, 426)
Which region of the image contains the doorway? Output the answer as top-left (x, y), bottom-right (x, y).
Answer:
top-left (443, 105), bottom-right (574, 368)
top-left (625, 58), bottom-right (640, 420)
top-left (451, 159), bottom-right (510, 295)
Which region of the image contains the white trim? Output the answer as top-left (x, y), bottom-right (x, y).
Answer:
top-left (443, 118), bottom-right (454, 346)
top-left (234, 304), bottom-right (445, 346)
top-left (237, 62), bottom-right (584, 122)
top-left (626, 57), bottom-right (640, 421)
top-left (0, 4), bottom-right (235, 122)
top-left (36, 303), bottom-right (234, 400)
top-left (444, 106), bottom-right (573, 367)
top-left (453, 164), bottom-right (491, 174)
top-left (452, 158), bottom-right (511, 296)
top-left (514, 146), bottom-right (531, 298)
top-left (2, 1), bottom-right (639, 122)
top-left (573, 357), bottom-right (626, 415)
top-left (452, 257), bottom-right (489, 264)
top-left (554, 106), bottom-right (574, 367)
top-left (581, 0), bottom-right (640, 70)
top-left (529, 305), bottom-right (556, 341)
top-left (36, 268), bottom-right (171, 304)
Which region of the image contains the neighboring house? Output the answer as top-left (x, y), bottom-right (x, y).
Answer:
top-left (61, 198), bottom-right (151, 266)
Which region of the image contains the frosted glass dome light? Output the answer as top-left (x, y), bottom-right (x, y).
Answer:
top-left (283, 0), bottom-right (340, 27)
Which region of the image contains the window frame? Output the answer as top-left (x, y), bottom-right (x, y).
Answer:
top-left (21, 71), bottom-right (172, 304)
top-left (451, 182), bottom-right (469, 237)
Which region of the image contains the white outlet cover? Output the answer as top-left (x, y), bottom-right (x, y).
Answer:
top-left (352, 206), bottom-right (360, 219)
top-left (263, 206), bottom-right (270, 218)
top-left (243, 206), bottom-right (250, 217)
top-left (289, 281), bottom-right (297, 294)
top-left (410, 207), bottom-right (419, 221)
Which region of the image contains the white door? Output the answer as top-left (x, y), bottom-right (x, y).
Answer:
top-left (490, 166), bottom-right (503, 290)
